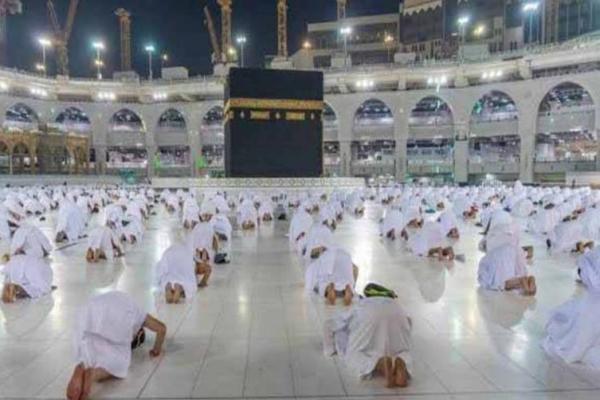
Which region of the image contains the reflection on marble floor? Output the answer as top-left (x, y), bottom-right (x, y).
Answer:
top-left (0, 203), bottom-right (599, 400)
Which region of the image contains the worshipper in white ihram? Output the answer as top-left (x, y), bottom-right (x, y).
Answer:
top-left (405, 221), bottom-right (454, 261)
top-left (304, 226), bottom-right (358, 305)
top-left (477, 242), bottom-right (537, 296)
top-left (10, 224), bottom-right (52, 258)
top-left (55, 201), bottom-right (87, 243)
top-left (237, 200), bottom-right (258, 230)
top-left (155, 243), bottom-right (203, 303)
top-left (380, 207), bottom-right (406, 240)
top-left (1, 254), bottom-right (53, 303)
top-left (323, 295), bottom-right (412, 388)
top-left (543, 247), bottom-right (600, 368)
top-left (85, 226), bottom-right (124, 263)
top-left (66, 291), bottom-right (166, 400)
top-left (289, 205), bottom-right (314, 256)
top-left (546, 218), bottom-right (593, 254)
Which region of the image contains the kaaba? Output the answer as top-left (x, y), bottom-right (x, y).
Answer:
top-left (224, 68), bottom-right (324, 177)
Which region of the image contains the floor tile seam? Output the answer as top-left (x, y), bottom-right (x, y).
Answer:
top-left (188, 303), bottom-right (229, 397)
top-left (439, 342), bottom-right (501, 392)
top-left (0, 336), bottom-right (61, 387)
top-left (240, 285), bottom-right (255, 398)
top-left (2, 387), bottom-right (600, 400)
top-left (135, 288), bottom-right (200, 399)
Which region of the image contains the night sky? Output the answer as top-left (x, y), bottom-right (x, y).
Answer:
top-left (7, 0), bottom-right (401, 78)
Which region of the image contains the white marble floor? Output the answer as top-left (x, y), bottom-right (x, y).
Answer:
top-left (1, 203), bottom-right (599, 400)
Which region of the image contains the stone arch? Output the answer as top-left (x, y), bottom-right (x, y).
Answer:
top-left (4, 103), bottom-right (39, 131)
top-left (409, 96), bottom-right (454, 129)
top-left (54, 106), bottom-right (91, 133)
top-left (535, 82), bottom-right (596, 163)
top-left (351, 99), bottom-right (395, 177)
top-left (109, 108), bottom-right (145, 132)
top-left (157, 108), bottom-right (187, 131)
top-left (406, 96), bottom-right (455, 176)
top-left (468, 90), bottom-right (521, 168)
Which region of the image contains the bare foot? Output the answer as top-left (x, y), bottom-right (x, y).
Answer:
top-left (343, 286), bottom-right (353, 306)
top-left (394, 357), bottom-right (409, 388)
top-left (384, 357), bottom-right (394, 388)
top-left (528, 276), bottom-right (537, 296)
top-left (326, 284), bottom-right (336, 306)
top-left (81, 367), bottom-right (94, 400)
top-left (66, 364), bottom-right (84, 400)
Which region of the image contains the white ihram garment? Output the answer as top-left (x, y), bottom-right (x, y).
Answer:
top-left (73, 291), bottom-right (147, 378)
top-left (407, 222), bottom-right (445, 257)
top-left (2, 254), bottom-right (53, 298)
top-left (10, 225), bottom-right (52, 259)
top-left (544, 280), bottom-right (600, 368)
top-left (305, 247), bottom-right (354, 296)
top-left (478, 243), bottom-right (528, 291)
top-left (87, 227), bottom-right (122, 261)
top-left (155, 243), bottom-right (197, 299)
top-left (323, 297), bottom-right (413, 379)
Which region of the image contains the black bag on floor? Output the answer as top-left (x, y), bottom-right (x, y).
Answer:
top-left (215, 253), bottom-right (229, 264)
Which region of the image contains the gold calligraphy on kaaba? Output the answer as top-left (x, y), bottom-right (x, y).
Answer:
top-left (225, 98), bottom-right (324, 113)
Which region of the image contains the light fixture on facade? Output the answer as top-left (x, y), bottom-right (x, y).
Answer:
top-left (356, 79), bottom-right (374, 90)
top-left (97, 91), bottom-right (116, 101)
top-left (153, 92), bottom-right (168, 101)
top-left (30, 87), bottom-right (48, 97)
top-left (481, 70), bottom-right (504, 80)
top-left (427, 75), bottom-right (448, 92)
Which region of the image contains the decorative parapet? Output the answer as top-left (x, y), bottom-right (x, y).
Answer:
top-left (152, 176), bottom-right (365, 191)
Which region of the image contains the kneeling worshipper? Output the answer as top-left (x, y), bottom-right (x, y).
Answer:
top-left (11, 224), bottom-right (52, 258)
top-left (1, 254), bottom-right (53, 303)
top-left (304, 227), bottom-right (358, 306)
top-left (323, 288), bottom-right (412, 388)
top-left (379, 207), bottom-right (406, 241)
top-left (479, 210), bottom-right (531, 255)
top-left (288, 205), bottom-right (314, 256)
top-left (547, 218), bottom-right (593, 254)
top-left (155, 243), bottom-right (202, 303)
top-left (477, 242), bottom-right (537, 296)
top-left (346, 191), bottom-right (365, 216)
top-left (182, 196), bottom-right (200, 229)
top-left (527, 199), bottom-right (561, 235)
top-left (187, 222), bottom-right (219, 265)
top-left (66, 291), bottom-right (166, 400)
top-left (319, 204), bottom-right (337, 231)
top-left (258, 197), bottom-right (275, 222)
top-left (237, 200), bottom-right (259, 230)
top-left (406, 221), bottom-right (454, 261)
top-left (437, 210), bottom-right (460, 239)
top-left (55, 201), bottom-right (87, 243)
top-left (85, 226), bottom-right (124, 263)
top-left (543, 248), bottom-right (600, 367)
top-left (122, 214), bottom-right (144, 245)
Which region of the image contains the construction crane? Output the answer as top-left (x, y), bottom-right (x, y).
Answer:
top-left (204, 6), bottom-right (222, 64)
top-left (115, 8), bottom-right (132, 71)
top-left (217, 0), bottom-right (233, 63)
top-left (277, 0), bottom-right (288, 58)
top-left (47, 0), bottom-right (80, 76)
top-left (0, 0), bottom-right (22, 66)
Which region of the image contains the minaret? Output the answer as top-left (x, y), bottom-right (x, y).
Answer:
top-left (217, 0), bottom-right (233, 63)
top-left (115, 8), bottom-right (132, 71)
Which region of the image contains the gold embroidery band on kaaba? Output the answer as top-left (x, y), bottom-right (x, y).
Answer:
top-left (225, 98), bottom-right (324, 114)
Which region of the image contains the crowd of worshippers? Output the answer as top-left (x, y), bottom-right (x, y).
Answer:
top-left (0, 181), bottom-right (600, 399)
